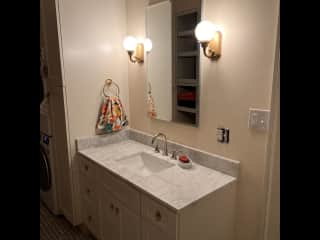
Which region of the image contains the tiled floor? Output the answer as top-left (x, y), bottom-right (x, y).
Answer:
top-left (40, 201), bottom-right (94, 240)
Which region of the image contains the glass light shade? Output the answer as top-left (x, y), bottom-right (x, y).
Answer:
top-left (144, 38), bottom-right (153, 52)
top-left (123, 36), bottom-right (137, 51)
top-left (195, 21), bottom-right (217, 42)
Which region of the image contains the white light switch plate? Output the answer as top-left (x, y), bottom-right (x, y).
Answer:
top-left (248, 108), bottom-right (270, 131)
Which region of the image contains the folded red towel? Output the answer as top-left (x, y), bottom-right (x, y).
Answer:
top-left (177, 91), bottom-right (196, 101)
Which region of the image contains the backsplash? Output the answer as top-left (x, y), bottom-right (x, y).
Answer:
top-left (76, 128), bottom-right (130, 151)
top-left (76, 127), bottom-right (240, 178)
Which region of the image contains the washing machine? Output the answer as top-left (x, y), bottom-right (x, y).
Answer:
top-left (40, 104), bottom-right (59, 215)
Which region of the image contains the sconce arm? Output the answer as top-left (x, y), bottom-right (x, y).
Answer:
top-left (200, 41), bottom-right (220, 59)
top-left (127, 51), bottom-right (137, 63)
top-left (200, 42), bottom-right (211, 58)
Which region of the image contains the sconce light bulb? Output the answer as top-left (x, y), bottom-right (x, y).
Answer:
top-left (123, 36), bottom-right (137, 51)
top-left (195, 21), bottom-right (217, 42)
top-left (144, 38), bottom-right (153, 52)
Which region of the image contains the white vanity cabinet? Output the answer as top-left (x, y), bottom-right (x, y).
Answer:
top-left (79, 154), bottom-right (141, 240)
top-left (78, 154), bottom-right (236, 240)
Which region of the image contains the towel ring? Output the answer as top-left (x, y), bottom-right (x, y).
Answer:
top-left (103, 79), bottom-right (120, 97)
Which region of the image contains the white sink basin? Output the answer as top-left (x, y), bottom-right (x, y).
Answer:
top-left (115, 152), bottom-right (174, 177)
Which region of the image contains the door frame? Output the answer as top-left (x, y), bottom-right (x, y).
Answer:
top-left (260, 13), bottom-right (280, 240)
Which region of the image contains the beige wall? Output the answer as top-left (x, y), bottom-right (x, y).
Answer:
top-left (55, 0), bottom-right (130, 223)
top-left (57, 0), bottom-right (130, 152)
top-left (126, 0), bottom-right (279, 239)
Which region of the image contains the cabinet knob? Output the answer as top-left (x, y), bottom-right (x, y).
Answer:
top-left (87, 215), bottom-right (92, 222)
top-left (110, 203), bottom-right (114, 211)
top-left (115, 207), bottom-right (119, 215)
top-left (84, 165), bottom-right (89, 171)
top-left (155, 210), bottom-right (162, 221)
top-left (86, 188), bottom-right (90, 194)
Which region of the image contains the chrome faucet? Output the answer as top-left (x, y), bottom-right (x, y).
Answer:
top-left (151, 133), bottom-right (168, 156)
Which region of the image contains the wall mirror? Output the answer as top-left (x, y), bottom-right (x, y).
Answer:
top-left (146, 0), bottom-right (202, 126)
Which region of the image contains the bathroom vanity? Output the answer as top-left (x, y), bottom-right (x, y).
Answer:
top-left (76, 129), bottom-right (239, 240)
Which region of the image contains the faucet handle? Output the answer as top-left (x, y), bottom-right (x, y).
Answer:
top-left (154, 144), bottom-right (160, 153)
top-left (171, 150), bottom-right (186, 160)
top-left (170, 150), bottom-right (178, 160)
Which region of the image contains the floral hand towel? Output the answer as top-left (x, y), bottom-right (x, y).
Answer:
top-left (96, 95), bottom-right (128, 135)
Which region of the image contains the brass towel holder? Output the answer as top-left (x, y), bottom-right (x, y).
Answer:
top-left (103, 78), bottom-right (120, 97)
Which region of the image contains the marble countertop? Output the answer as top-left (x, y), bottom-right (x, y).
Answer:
top-left (78, 139), bottom-right (236, 212)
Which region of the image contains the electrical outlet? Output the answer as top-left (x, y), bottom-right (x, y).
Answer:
top-left (216, 127), bottom-right (230, 143)
top-left (248, 108), bottom-right (270, 131)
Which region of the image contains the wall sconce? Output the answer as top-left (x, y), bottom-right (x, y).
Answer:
top-left (195, 21), bottom-right (222, 59)
top-left (123, 36), bottom-right (152, 63)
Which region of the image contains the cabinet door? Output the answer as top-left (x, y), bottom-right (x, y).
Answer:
top-left (100, 189), bottom-right (141, 240)
top-left (142, 218), bottom-right (174, 240)
top-left (100, 191), bottom-right (121, 240)
top-left (119, 201), bottom-right (140, 240)
top-left (81, 198), bottom-right (100, 238)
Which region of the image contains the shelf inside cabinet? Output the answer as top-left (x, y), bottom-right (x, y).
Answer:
top-left (177, 30), bottom-right (194, 37)
top-left (176, 106), bottom-right (197, 113)
top-left (176, 78), bottom-right (198, 86)
top-left (176, 10), bottom-right (198, 32)
top-left (178, 51), bottom-right (198, 57)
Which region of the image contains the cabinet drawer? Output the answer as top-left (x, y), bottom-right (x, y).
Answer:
top-left (79, 154), bottom-right (96, 178)
top-left (81, 198), bottom-right (100, 238)
top-left (80, 172), bottom-right (97, 203)
top-left (141, 194), bottom-right (177, 238)
top-left (98, 166), bottom-right (140, 215)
